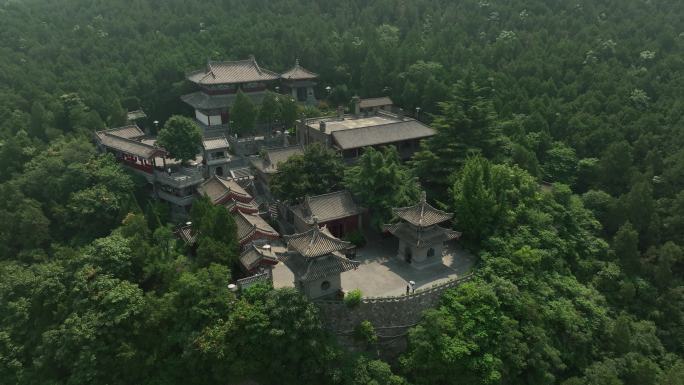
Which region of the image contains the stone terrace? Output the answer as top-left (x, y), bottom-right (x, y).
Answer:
top-left (272, 232), bottom-right (474, 297)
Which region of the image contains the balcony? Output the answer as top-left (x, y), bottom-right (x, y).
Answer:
top-left (154, 166), bottom-right (204, 189)
top-left (157, 190), bottom-right (194, 207)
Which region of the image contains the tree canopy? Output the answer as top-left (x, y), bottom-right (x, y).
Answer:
top-left (156, 115), bottom-right (202, 164)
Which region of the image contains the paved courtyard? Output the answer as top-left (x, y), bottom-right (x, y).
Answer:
top-left (272, 232), bottom-right (474, 297)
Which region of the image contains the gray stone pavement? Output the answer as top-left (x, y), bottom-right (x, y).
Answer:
top-left (271, 233), bottom-right (475, 297)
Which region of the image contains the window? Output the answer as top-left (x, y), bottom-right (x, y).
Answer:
top-left (427, 248), bottom-right (435, 258)
top-left (321, 281), bottom-right (331, 291)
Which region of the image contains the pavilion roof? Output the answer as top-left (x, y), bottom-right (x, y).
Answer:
top-left (278, 251), bottom-right (358, 282)
top-left (383, 222), bottom-right (461, 248)
top-left (234, 211), bottom-right (279, 243)
top-left (292, 190), bottom-right (361, 225)
top-left (187, 57), bottom-right (279, 85)
top-left (197, 175), bottom-right (252, 204)
top-left (392, 192), bottom-right (453, 227)
top-left (284, 223), bottom-right (352, 258)
top-left (280, 59), bottom-right (318, 81)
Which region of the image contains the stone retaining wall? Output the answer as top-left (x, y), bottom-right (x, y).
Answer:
top-left (315, 274), bottom-right (474, 359)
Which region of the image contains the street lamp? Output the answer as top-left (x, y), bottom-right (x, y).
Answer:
top-left (275, 86), bottom-right (280, 94)
top-left (415, 107), bottom-right (421, 121)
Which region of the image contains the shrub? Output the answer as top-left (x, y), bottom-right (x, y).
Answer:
top-left (344, 288), bottom-right (362, 308)
top-left (344, 230), bottom-right (367, 248)
top-left (354, 320), bottom-right (377, 345)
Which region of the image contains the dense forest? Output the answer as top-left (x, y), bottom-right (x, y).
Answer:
top-left (1, 0), bottom-right (683, 384)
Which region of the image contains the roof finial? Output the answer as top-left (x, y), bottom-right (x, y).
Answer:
top-left (311, 215), bottom-right (319, 228)
top-left (420, 191), bottom-right (427, 203)
top-left (295, 58), bottom-right (300, 67)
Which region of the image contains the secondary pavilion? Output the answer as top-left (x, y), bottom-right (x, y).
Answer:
top-left (383, 192), bottom-right (461, 269)
top-left (278, 219), bottom-right (359, 299)
top-left (280, 59), bottom-right (318, 104)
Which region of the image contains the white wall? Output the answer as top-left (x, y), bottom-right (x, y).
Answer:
top-left (207, 115), bottom-right (222, 126)
top-left (195, 110), bottom-right (209, 125)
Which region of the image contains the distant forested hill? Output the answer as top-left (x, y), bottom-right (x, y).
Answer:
top-left (1, 1), bottom-right (683, 384)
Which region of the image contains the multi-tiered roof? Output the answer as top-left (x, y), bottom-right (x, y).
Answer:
top-left (280, 59), bottom-right (318, 81)
top-left (383, 192), bottom-right (461, 247)
top-left (279, 221), bottom-right (358, 282)
top-left (187, 57), bottom-right (280, 86)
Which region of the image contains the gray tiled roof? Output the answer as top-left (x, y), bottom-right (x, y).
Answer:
top-left (240, 244), bottom-right (278, 271)
top-left (235, 211), bottom-right (279, 243)
top-left (280, 60), bottom-right (318, 81)
top-left (284, 225), bottom-right (352, 258)
top-left (383, 222), bottom-right (461, 247)
top-left (177, 225), bottom-right (198, 246)
top-left (251, 145), bottom-right (304, 174)
top-left (126, 110), bottom-right (147, 121)
top-left (95, 126), bottom-right (164, 159)
top-left (293, 190), bottom-right (361, 224)
top-left (197, 175), bottom-right (251, 204)
top-left (331, 120), bottom-right (435, 150)
top-left (278, 251), bottom-right (359, 282)
top-left (225, 199), bottom-right (259, 214)
top-left (181, 91), bottom-right (236, 110)
top-left (187, 58), bottom-right (279, 85)
top-left (359, 97), bottom-right (393, 109)
top-left (202, 136), bottom-right (229, 151)
top-left (392, 193), bottom-right (453, 227)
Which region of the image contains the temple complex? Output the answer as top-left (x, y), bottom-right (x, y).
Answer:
top-left (278, 220), bottom-right (359, 299)
top-left (383, 192), bottom-right (461, 269)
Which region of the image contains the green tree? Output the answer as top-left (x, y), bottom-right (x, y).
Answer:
top-left (613, 222), bottom-right (640, 275)
top-left (231, 90), bottom-right (257, 136)
top-left (344, 146), bottom-right (420, 229)
top-left (258, 91), bottom-right (280, 134)
top-left (412, 78), bottom-right (502, 200)
top-left (270, 143), bottom-right (345, 202)
top-left (279, 95), bottom-right (299, 130)
top-left (156, 115), bottom-right (202, 164)
top-left (543, 141), bottom-right (578, 184)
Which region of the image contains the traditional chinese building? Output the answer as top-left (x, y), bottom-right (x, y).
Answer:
top-left (249, 145), bottom-right (304, 197)
top-left (290, 190), bottom-right (363, 238)
top-left (234, 210), bottom-right (280, 247)
top-left (239, 243), bottom-right (279, 275)
top-left (358, 97), bottom-right (393, 114)
top-left (181, 56), bottom-right (280, 135)
top-left (278, 220), bottom-right (359, 299)
top-left (95, 125), bottom-right (204, 213)
top-left (297, 98), bottom-right (435, 161)
top-left (280, 59), bottom-right (318, 104)
top-left (196, 175), bottom-right (259, 214)
top-left (383, 192), bottom-right (461, 269)
top-left (201, 136), bottom-right (231, 178)
top-left (182, 56), bottom-right (319, 136)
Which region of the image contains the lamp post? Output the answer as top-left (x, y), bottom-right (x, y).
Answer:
top-left (415, 107), bottom-right (421, 121)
